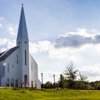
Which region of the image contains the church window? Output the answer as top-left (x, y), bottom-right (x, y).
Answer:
top-left (12, 59), bottom-right (14, 68)
top-left (24, 41), bottom-right (27, 44)
top-left (15, 79), bottom-right (18, 87)
top-left (35, 80), bottom-right (37, 88)
top-left (3, 66), bottom-right (4, 73)
top-left (25, 50), bottom-right (27, 65)
top-left (31, 81), bottom-right (33, 88)
top-left (6, 78), bottom-right (10, 87)
top-left (7, 63), bottom-right (9, 73)
top-left (11, 79), bottom-right (14, 87)
top-left (16, 55), bottom-right (18, 64)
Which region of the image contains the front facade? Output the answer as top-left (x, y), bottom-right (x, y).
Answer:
top-left (0, 6), bottom-right (41, 89)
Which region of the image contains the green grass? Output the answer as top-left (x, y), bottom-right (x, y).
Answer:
top-left (0, 88), bottom-right (100, 100)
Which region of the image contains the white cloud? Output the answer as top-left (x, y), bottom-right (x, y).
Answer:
top-left (0, 17), bottom-right (4, 20)
top-left (59, 28), bottom-right (92, 37)
top-left (0, 38), bottom-right (16, 47)
top-left (38, 41), bottom-right (51, 52)
top-left (80, 64), bottom-right (100, 77)
top-left (7, 39), bottom-right (16, 49)
top-left (7, 27), bottom-right (15, 35)
top-left (54, 28), bottom-right (100, 48)
top-left (94, 44), bottom-right (100, 54)
top-left (28, 28), bottom-right (100, 60)
top-left (0, 38), bottom-right (8, 45)
top-left (0, 38), bottom-right (16, 52)
top-left (29, 41), bottom-right (68, 59)
top-left (92, 28), bottom-right (97, 32)
top-left (1, 28), bottom-right (100, 59)
top-left (1, 48), bottom-right (7, 52)
top-left (29, 41), bottom-right (52, 53)
top-left (69, 56), bottom-right (77, 62)
top-left (29, 42), bottom-right (38, 53)
top-left (7, 25), bottom-right (17, 35)
top-left (48, 47), bottom-right (68, 58)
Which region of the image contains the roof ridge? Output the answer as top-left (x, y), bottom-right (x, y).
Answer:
top-left (0, 50), bottom-right (8, 58)
top-left (0, 46), bottom-right (19, 61)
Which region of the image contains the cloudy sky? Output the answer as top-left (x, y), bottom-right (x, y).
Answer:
top-left (0, 0), bottom-right (100, 83)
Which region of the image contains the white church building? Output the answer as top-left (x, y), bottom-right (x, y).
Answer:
top-left (0, 5), bottom-right (41, 89)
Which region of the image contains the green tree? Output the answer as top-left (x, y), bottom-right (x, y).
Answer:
top-left (45, 81), bottom-right (53, 88)
top-left (58, 74), bottom-right (68, 88)
top-left (64, 62), bottom-right (78, 88)
top-left (85, 83), bottom-right (91, 90)
top-left (94, 81), bottom-right (100, 90)
top-left (79, 72), bottom-right (88, 89)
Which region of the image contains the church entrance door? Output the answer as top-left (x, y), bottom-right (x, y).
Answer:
top-left (24, 75), bottom-right (27, 87)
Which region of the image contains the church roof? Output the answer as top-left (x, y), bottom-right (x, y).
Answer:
top-left (0, 51), bottom-right (6, 57)
top-left (0, 46), bottom-right (19, 61)
top-left (17, 6), bottom-right (28, 39)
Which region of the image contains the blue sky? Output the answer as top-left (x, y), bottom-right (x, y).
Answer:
top-left (1, 0), bottom-right (100, 82)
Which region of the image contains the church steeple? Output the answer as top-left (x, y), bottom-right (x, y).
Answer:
top-left (16, 5), bottom-right (29, 85)
top-left (17, 5), bottom-right (28, 40)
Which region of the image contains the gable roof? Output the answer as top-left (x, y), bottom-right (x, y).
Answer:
top-left (0, 51), bottom-right (6, 57)
top-left (0, 46), bottom-right (19, 61)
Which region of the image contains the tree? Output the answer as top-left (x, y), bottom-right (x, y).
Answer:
top-left (79, 72), bottom-right (88, 82)
top-left (79, 72), bottom-right (88, 89)
top-left (45, 81), bottom-right (53, 88)
top-left (94, 81), bottom-right (100, 90)
top-left (85, 83), bottom-right (91, 90)
top-left (58, 74), bottom-right (68, 88)
top-left (64, 62), bottom-right (78, 88)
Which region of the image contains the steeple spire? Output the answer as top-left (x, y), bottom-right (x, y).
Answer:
top-left (22, 4), bottom-right (23, 7)
top-left (17, 5), bottom-right (28, 39)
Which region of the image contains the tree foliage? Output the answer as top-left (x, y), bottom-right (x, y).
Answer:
top-left (64, 62), bottom-right (78, 88)
top-left (78, 72), bottom-right (88, 89)
top-left (58, 74), bottom-right (68, 88)
top-left (43, 62), bottom-right (100, 90)
top-left (64, 62), bottom-right (78, 81)
top-left (45, 81), bottom-right (53, 88)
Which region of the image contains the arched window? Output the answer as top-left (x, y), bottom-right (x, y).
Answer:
top-left (11, 79), bottom-right (14, 87)
top-left (15, 79), bottom-right (18, 87)
top-left (31, 81), bottom-right (33, 88)
top-left (6, 78), bottom-right (10, 87)
top-left (35, 80), bottom-right (37, 88)
top-left (12, 59), bottom-right (14, 68)
top-left (24, 75), bottom-right (27, 87)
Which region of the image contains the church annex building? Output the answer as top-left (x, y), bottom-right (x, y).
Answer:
top-left (0, 6), bottom-right (41, 89)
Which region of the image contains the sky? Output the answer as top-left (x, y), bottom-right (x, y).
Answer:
top-left (0, 0), bottom-right (100, 83)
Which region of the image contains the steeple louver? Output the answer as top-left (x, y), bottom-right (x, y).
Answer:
top-left (17, 6), bottom-right (28, 39)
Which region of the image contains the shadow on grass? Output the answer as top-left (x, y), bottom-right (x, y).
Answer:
top-left (12, 88), bottom-right (17, 90)
top-left (21, 91), bottom-right (25, 93)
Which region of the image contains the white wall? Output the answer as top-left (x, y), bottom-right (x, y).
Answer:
top-left (17, 36), bottom-right (29, 86)
top-left (1, 45), bottom-right (41, 89)
top-left (1, 48), bottom-right (19, 87)
top-left (29, 54), bottom-right (41, 89)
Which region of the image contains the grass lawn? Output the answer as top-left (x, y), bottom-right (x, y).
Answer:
top-left (0, 88), bottom-right (100, 100)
